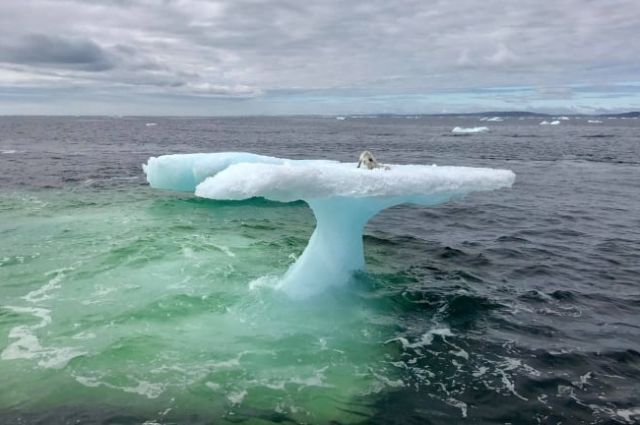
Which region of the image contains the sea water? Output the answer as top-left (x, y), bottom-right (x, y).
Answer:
top-left (0, 116), bottom-right (639, 424)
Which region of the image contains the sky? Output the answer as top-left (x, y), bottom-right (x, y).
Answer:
top-left (0, 0), bottom-right (639, 115)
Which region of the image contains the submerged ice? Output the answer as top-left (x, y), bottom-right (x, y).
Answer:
top-left (144, 153), bottom-right (515, 298)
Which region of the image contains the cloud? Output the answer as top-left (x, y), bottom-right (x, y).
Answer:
top-left (184, 82), bottom-right (263, 97)
top-left (486, 44), bottom-right (518, 65)
top-left (0, 0), bottom-right (639, 114)
top-left (0, 34), bottom-right (113, 71)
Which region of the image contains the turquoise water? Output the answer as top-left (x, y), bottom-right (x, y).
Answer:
top-left (0, 187), bottom-right (408, 423)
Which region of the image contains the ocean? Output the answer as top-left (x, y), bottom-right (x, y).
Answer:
top-left (0, 115), bottom-right (639, 424)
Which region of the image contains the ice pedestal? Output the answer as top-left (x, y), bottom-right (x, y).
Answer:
top-left (144, 153), bottom-right (515, 298)
top-left (283, 198), bottom-right (375, 297)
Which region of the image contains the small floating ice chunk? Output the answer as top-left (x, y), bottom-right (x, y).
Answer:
top-left (540, 120), bottom-right (561, 125)
top-left (451, 126), bottom-right (489, 134)
top-left (486, 117), bottom-right (503, 122)
top-left (145, 122), bottom-right (157, 127)
top-left (335, 116), bottom-right (346, 121)
top-left (588, 119), bottom-right (602, 124)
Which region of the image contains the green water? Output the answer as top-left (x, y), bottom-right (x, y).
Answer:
top-left (0, 188), bottom-right (405, 423)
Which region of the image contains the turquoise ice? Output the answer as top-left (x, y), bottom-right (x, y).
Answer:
top-left (144, 153), bottom-right (515, 298)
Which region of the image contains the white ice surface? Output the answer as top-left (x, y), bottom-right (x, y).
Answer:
top-left (195, 161), bottom-right (514, 203)
top-left (144, 152), bottom-right (287, 191)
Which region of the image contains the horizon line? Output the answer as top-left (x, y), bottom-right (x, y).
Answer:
top-left (1, 110), bottom-right (639, 118)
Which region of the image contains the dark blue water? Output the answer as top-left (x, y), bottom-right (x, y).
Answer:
top-left (0, 116), bottom-right (639, 424)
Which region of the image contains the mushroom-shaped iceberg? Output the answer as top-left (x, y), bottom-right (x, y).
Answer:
top-left (144, 153), bottom-right (515, 298)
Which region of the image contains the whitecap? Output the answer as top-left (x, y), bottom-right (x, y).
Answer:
top-left (248, 275), bottom-right (281, 291)
top-left (617, 408), bottom-right (640, 423)
top-left (227, 389), bottom-right (247, 404)
top-left (212, 244), bottom-right (236, 258)
top-left (23, 267), bottom-right (73, 303)
top-left (387, 327), bottom-right (453, 349)
top-left (74, 374), bottom-right (165, 399)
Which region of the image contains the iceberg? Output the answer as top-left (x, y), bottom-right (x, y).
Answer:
top-left (540, 120), bottom-right (560, 126)
top-left (144, 153), bottom-right (515, 298)
top-left (451, 126), bottom-right (489, 134)
top-left (486, 117), bottom-right (503, 122)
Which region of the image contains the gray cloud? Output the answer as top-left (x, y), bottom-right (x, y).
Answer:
top-left (0, 34), bottom-right (113, 71)
top-left (0, 0), bottom-right (639, 113)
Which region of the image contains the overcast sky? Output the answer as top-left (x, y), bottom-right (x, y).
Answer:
top-left (0, 0), bottom-right (639, 115)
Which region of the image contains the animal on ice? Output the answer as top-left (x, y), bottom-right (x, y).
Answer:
top-left (357, 150), bottom-right (390, 170)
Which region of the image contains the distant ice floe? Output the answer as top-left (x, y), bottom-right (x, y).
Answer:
top-left (556, 116), bottom-right (570, 120)
top-left (335, 116), bottom-right (346, 121)
top-left (485, 117), bottom-right (503, 122)
top-left (588, 120), bottom-right (603, 124)
top-left (451, 126), bottom-right (489, 134)
top-left (145, 122), bottom-right (157, 127)
top-left (540, 120), bottom-right (561, 126)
